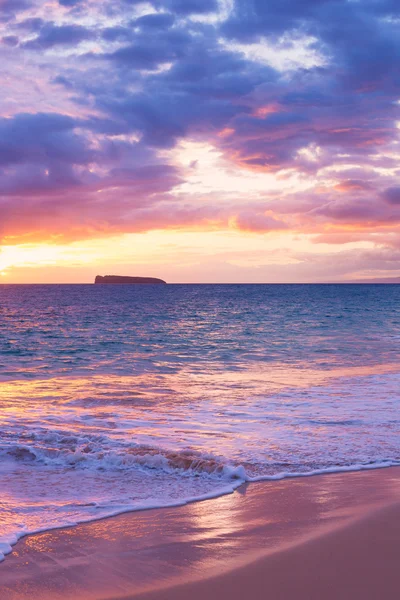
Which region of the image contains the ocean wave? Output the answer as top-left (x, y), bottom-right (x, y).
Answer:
top-left (1, 452), bottom-right (400, 564)
top-left (3, 434), bottom-right (399, 485)
top-left (2, 439), bottom-right (247, 481)
top-left (2, 433), bottom-right (400, 564)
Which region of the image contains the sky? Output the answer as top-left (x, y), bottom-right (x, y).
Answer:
top-left (0, 0), bottom-right (400, 283)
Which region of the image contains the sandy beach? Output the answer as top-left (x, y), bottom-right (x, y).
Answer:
top-left (1, 467), bottom-right (400, 600)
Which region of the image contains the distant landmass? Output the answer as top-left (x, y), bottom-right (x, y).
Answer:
top-left (346, 277), bottom-right (400, 284)
top-left (95, 275), bottom-right (167, 285)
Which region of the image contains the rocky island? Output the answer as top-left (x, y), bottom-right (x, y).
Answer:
top-left (95, 275), bottom-right (167, 285)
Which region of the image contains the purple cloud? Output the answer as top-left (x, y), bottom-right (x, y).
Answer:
top-left (382, 187), bottom-right (400, 205)
top-left (22, 23), bottom-right (94, 49)
top-left (0, 0), bottom-right (32, 22)
top-left (0, 0), bottom-right (400, 265)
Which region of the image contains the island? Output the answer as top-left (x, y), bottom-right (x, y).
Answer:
top-left (95, 275), bottom-right (167, 285)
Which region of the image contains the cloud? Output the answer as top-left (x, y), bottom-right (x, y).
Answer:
top-left (87, 26), bottom-right (275, 149)
top-left (312, 232), bottom-right (377, 245)
top-left (106, 29), bottom-right (192, 70)
top-left (1, 35), bottom-right (18, 46)
top-left (162, 0), bottom-right (218, 15)
top-left (0, 0), bottom-right (32, 22)
top-left (122, 0), bottom-right (218, 15)
top-left (0, 113), bottom-right (91, 166)
top-left (22, 22), bottom-right (94, 49)
top-left (0, 0), bottom-right (400, 282)
top-left (0, 110), bottom-right (186, 242)
top-left (334, 180), bottom-right (374, 193)
top-left (134, 13), bottom-right (175, 29)
top-left (15, 17), bottom-right (45, 32)
top-left (235, 211), bottom-right (288, 232)
top-left (59, 0), bottom-right (82, 6)
top-left (382, 187), bottom-right (400, 205)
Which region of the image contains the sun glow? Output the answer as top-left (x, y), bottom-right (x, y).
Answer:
top-left (0, 243), bottom-right (94, 275)
top-left (0, 226), bottom-right (375, 284)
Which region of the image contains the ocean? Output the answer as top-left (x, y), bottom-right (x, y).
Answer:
top-left (1, 283), bottom-right (400, 560)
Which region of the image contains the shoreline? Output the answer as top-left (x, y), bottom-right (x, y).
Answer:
top-left (0, 477), bottom-right (245, 563)
top-left (1, 460), bottom-right (399, 563)
top-left (2, 466), bottom-right (400, 599)
top-left (0, 461), bottom-right (400, 565)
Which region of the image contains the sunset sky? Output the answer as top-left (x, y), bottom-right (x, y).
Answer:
top-left (1, 0), bottom-right (400, 283)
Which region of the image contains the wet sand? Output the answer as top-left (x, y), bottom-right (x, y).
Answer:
top-left (1, 467), bottom-right (400, 600)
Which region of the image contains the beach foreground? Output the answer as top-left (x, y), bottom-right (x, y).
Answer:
top-left (2, 467), bottom-right (400, 600)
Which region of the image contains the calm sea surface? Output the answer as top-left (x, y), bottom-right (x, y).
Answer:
top-left (1, 284), bottom-right (400, 559)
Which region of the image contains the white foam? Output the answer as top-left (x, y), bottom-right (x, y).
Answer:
top-left (0, 468), bottom-right (244, 562)
top-left (1, 366), bottom-right (400, 561)
top-left (2, 457), bottom-right (400, 562)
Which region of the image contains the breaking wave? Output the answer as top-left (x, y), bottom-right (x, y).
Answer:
top-left (3, 436), bottom-right (247, 481)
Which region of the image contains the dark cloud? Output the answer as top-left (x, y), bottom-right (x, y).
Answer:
top-left (222, 0), bottom-right (400, 40)
top-left (311, 198), bottom-right (385, 222)
top-left (0, 0), bottom-right (32, 22)
top-left (52, 74), bottom-right (75, 89)
top-left (0, 113), bottom-right (91, 166)
top-left (15, 17), bottom-right (44, 32)
top-left (122, 0), bottom-right (218, 14)
top-left (1, 0), bottom-right (400, 253)
top-left (134, 13), bottom-right (175, 30)
top-left (32, 2), bottom-right (399, 178)
top-left (1, 35), bottom-right (19, 46)
top-left (0, 111), bottom-right (183, 242)
top-left (106, 28), bottom-right (192, 69)
top-left (382, 187), bottom-right (400, 205)
top-left (23, 23), bottom-right (94, 50)
top-left (222, 0), bottom-right (400, 92)
top-left (89, 26), bottom-right (274, 147)
top-left (59, 0), bottom-right (83, 6)
top-left (101, 26), bottom-right (132, 42)
top-left (161, 0), bottom-right (218, 15)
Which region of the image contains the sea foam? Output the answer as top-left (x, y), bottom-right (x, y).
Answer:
top-left (1, 283), bottom-right (400, 560)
